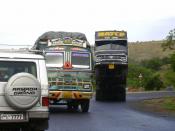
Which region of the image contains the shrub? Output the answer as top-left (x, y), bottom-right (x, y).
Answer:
top-left (127, 64), bottom-right (154, 88)
top-left (164, 70), bottom-right (175, 87)
top-left (144, 74), bottom-right (164, 91)
top-left (141, 58), bottom-right (162, 71)
top-left (170, 53), bottom-right (175, 71)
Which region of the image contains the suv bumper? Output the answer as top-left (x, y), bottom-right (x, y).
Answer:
top-left (0, 111), bottom-right (49, 129)
top-left (29, 111), bottom-right (49, 119)
top-left (0, 111), bottom-right (49, 123)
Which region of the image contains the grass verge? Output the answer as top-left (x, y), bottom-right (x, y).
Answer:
top-left (140, 97), bottom-right (175, 116)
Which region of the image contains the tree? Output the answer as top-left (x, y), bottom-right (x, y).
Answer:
top-left (141, 58), bottom-right (162, 71)
top-left (162, 29), bottom-right (175, 51)
top-left (127, 64), bottom-right (154, 88)
top-left (170, 53), bottom-right (175, 71)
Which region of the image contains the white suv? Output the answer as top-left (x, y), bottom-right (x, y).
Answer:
top-left (0, 50), bottom-right (49, 131)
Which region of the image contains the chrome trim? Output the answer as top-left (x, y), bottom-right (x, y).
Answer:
top-left (96, 59), bottom-right (127, 62)
top-left (95, 50), bottom-right (127, 53)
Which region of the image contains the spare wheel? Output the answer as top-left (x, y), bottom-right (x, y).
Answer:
top-left (5, 73), bottom-right (41, 110)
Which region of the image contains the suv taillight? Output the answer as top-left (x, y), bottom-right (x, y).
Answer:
top-left (42, 97), bottom-right (49, 107)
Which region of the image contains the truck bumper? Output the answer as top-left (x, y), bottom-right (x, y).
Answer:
top-left (49, 91), bottom-right (93, 100)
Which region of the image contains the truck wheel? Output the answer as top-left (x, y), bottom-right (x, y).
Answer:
top-left (118, 87), bottom-right (126, 102)
top-left (96, 89), bottom-right (103, 101)
top-left (96, 81), bottom-right (105, 101)
top-left (67, 102), bottom-right (79, 111)
top-left (121, 68), bottom-right (127, 84)
top-left (21, 127), bottom-right (31, 131)
top-left (72, 104), bottom-right (79, 110)
top-left (0, 128), bottom-right (19, 131)
top-left (80, 100), bottom-right (89, 113)
top-left (21, 128), bottom-right (44, 131)
top-left (67, 102), bottom-right (72, 110)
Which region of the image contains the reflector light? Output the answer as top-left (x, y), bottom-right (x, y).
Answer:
top-left (42, 97), bottom-right (49, 107)
top-left (63, 62), bottom-right (72, 69)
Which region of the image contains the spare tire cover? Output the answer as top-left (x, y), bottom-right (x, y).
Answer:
top-left (5, 73), bottom-right (41, 110)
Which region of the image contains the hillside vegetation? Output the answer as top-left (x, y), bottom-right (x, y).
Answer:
top-left (129, 41), bottom-right (174, 61)
top-left (128, 40), bottom-right (175, 90)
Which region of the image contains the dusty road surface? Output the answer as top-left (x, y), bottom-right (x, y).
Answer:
top-left (47, 91), bottom-right (175, 131)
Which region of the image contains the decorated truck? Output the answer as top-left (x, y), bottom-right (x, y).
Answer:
top-left (94, 31), bottom-right (128, 101)
top-left (32, 31), bottom-right (93, 112)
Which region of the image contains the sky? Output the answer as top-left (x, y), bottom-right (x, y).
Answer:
top-left (0, 0), bottom-right (174, 47)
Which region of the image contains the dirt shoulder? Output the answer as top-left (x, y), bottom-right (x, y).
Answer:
top-left (129, 97), bottom-right (175, 118)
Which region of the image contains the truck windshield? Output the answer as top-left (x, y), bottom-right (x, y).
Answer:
top-left (71, 52), bottom-right (90, 69)
top-left (45, 52), bottom-right (64, 68)
top-left (95, 40), bottom-right (127, 50)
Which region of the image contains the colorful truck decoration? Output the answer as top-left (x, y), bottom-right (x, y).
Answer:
top-left (33, 31), bottom-right (93, 112)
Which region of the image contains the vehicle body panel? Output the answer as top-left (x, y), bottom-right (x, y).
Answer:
top-left (0, 51), bottom-right (49, 130)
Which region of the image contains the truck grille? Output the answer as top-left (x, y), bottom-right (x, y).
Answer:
top-left (95, 54), bottom-right (127, 63)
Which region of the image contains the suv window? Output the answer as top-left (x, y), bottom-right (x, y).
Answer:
top-left (0, 61), bottom-right (37, 82)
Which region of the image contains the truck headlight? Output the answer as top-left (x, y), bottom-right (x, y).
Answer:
top-left (83, 84), bottom-right (90, 89)
top-left (121, 57), bottom-right (127, 62)
top-left (96, 57), bottom-right (101, 61)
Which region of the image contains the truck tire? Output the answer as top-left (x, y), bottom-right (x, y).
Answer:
top-left (96, 89), bottom-right (105, 101)
top-left (95, 81), bottom-right (105, 101)
top-left (5, 73), bottom-right (41, 110)
top-left (118, 87), bottom-right (126, 102)
top-left (121, 72), bottom-right (127, 85)
top-left (96, 89), bottom-right (101, 101)
top-left (80, 100), bottom-right (89, 113)
top-left (108, 85), bottom-right (126, 102)
top-left (21, 128), bottom-right (44, 131)
top-left (67, 102), bottom-right (79, 111)
top-left (0, 128), bottom-right (19, 131)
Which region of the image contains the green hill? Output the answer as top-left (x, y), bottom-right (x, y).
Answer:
top-left (129, 41), bottom-right (174, 62)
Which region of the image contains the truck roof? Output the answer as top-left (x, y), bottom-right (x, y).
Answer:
top-left (95, 30), bottom-right (127, 41)
top-left (32, 31), bottom-right (91, 50)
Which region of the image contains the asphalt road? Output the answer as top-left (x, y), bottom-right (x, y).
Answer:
top-left (47, 91), bottom-right (175, 131)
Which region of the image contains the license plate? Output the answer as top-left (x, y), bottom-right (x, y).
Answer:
top-left (0, 113), bottom-right (26, 121)
top-left (49, 100), bottom-right (54, 104)
top-left (108, 64), bottom-right (115, 69)
top-left (58, 100), bottom-right (67, 104)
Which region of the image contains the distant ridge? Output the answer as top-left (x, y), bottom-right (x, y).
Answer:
top-left (128, 40), bottom-right (174, 61)
top-left (129, 40), bottom-right (164, 44)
